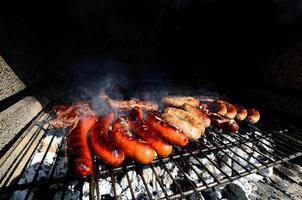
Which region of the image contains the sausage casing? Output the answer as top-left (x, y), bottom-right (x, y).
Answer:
top-left (90, 112), bottom-right (125, 166)
top-left (67, 116), bottom-right (96, 177)
top-left (146, 112), bottom-right (189, 146)
top-left (129, 108), bottom-right (172, 157)
top-left (112, 117), bottom-right (155, 164)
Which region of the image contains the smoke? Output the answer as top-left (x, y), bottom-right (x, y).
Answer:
top-left (65, 57), bottom-right (227, 115)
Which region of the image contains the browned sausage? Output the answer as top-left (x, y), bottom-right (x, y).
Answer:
top-left (162, 96), bottom-right (200, 107)
top-left (247, 108), bottom-right (260, 124)
top-left (112, 117), bottom-right (155, 164)
top-left (161, 112), bottom-right (204, 140)
top-left (164, 107), bottom-right (204, 130)
top-left (181, 103), bottom-right (211, 127)
top-left (210, 113), bottom-right (239, 133)
top-left (234, 105), bottom-right (248, 121)
top-left (67, 116), bottom-right (96, 177)
top-left (146, 111), bottom-right (189, 147)
top-left (90, 112), bottom-right (125, 166)
top-left (216, 100), bottom-right (237, 119)
top-left (129, 108), bottom-right (173, 157)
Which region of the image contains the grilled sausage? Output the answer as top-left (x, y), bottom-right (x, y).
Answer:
top-left (200, 100), bottom-right (227, 116)
top-left (162, 112), bottom-right (203, 140)
top-left (146, 112), bottom-right (189, 147)
top-left (162, 96), bottom-right (200, 107)
top-left (129, 108), bottom-right (172, 157)
top-left (100, 92), bottom-right (158, 111)
top-left (181, 103), bottom-right (211, 127)
top-left (90, 112), bottom-right (125, 166)
top-left (210, 113), bottom-right (239, 133)
top-left (217, 102), bottom-right (227, 116)
top-left (112, 117), bottom-right (155, 164)
top-left (164, 107), bottom-right (204, 130)
top-left (247, 108), bottom-right (260, 124)
top-left (67, 116), bottom-right (96, 177)
top-left (234, 105), bottom-right (248, 121)
top-left (216, 100), bottom-right (237, 119)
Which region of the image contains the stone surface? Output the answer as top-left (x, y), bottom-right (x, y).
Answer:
top-left (0, 96), bottom-right (42, 151)
top-left (250, 173), bottom-right (302, 200)
top-left (0, 56), bottom-right (26, 101)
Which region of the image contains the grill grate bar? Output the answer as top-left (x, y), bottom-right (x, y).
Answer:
top-left (158, 157), bottom-right (185, 198)
top-left (124, 166), bottom-right (136, 200)
top-left (136, 166), bottom-right (153, 199)
top-left (1, 110), bottom-right (302, 199)
top-left (271, 130), bottom-right (302, 149)
top-left (176, 154), bottom-right (206, 187)
top-left (93, 157), bottom-right (100, 200)
top-left (249, 125), bottom-right (302, 152)
top-left (201, 149), bottom-right (232, 182)
top-left (286, 128), bottom-right (302, 141)
top-left (288, 125), bottom-right (302, 134)
top-left (149, 163), bottom-right (170, 199)
top-left (0, 111), bottom-right (46, 168)
top-left (110, 169), bottom-right (117, 199)
top-left (171, 155), bottom-right (198, 190)
top-left (215, 132), bottom-right (272, 167)
top-left (24, 133), bottom-right (57, 199)
top-left (185, 144), bottom-right (224, 185)
top-left (221, 134), bottom-right (277, 163)
top-left (234, 131), bottom-right (285, 161)
top-left (204, 130), bottom-right (258, 171)
top-left (0, 115), bottom-right (51, 189)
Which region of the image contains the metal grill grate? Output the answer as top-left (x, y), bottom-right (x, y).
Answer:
top-left (0, 108), bottom-right (302, 200)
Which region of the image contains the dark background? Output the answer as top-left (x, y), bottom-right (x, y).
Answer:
top-left (1, 0), bottom-right (302, 93)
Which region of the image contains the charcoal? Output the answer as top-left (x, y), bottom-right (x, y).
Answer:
top-left (222, 183), bottom-right (248, 200)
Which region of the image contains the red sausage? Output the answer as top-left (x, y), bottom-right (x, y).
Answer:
top-left (129, 108), bottom-right (173, 157)
top-left (112, 117), bottom-right (155, 164)
top-left (67, 116), bottom-right (96, 177)
top-left (210, 113), bottom-right (239, 133)
top-left (90, 112), bottom-right (125, 166)
top-left (146, 111), bottom-right (189, 147)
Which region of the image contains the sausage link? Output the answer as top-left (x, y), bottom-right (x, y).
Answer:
top-left (129, 108), bottom-right (172, 157)
top-left (112, 117), bottom-right (155, 164)
top-left (90, 112), bottom-right (125, 166)
top-left (67, 116), bottom-right (96, 177)
top-left (181, 103), bottom-right (211, 127)
top-left (146, 112), bottom-right (189, 147)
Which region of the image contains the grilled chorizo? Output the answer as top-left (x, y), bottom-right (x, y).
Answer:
top-left (67, 116), bottom-right (96, 177)
top-left (112, 117), bottom-right (155, 164)
top-left (90, 112), bottom-right (125, 166)
top-left (146, 112), bottom-right (189, 147)
top-left (129, 108), bottom-right (172, 157)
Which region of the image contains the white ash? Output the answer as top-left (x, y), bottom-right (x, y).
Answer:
top-left (232, 177), bottom-right (253, 197)
top-left (10, 189), bottom-right (29, 200)
top-left (218, 150), bottom-right (233, 177)
top-left (97, 162), bottom-right (178, 199)
top-left (21, 128), bottom-right (65, 183)
top-left (11, 128), bottom-right (66, 200)
top-left (82, 181), bottom-right (90, 200)
top-left (258, 167), bottom-right (273, 177)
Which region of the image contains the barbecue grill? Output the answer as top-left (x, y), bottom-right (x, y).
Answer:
top-left (0, 102), bottom-right (301, 199)
top-left (1, 0), bottom-right (302, 199)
